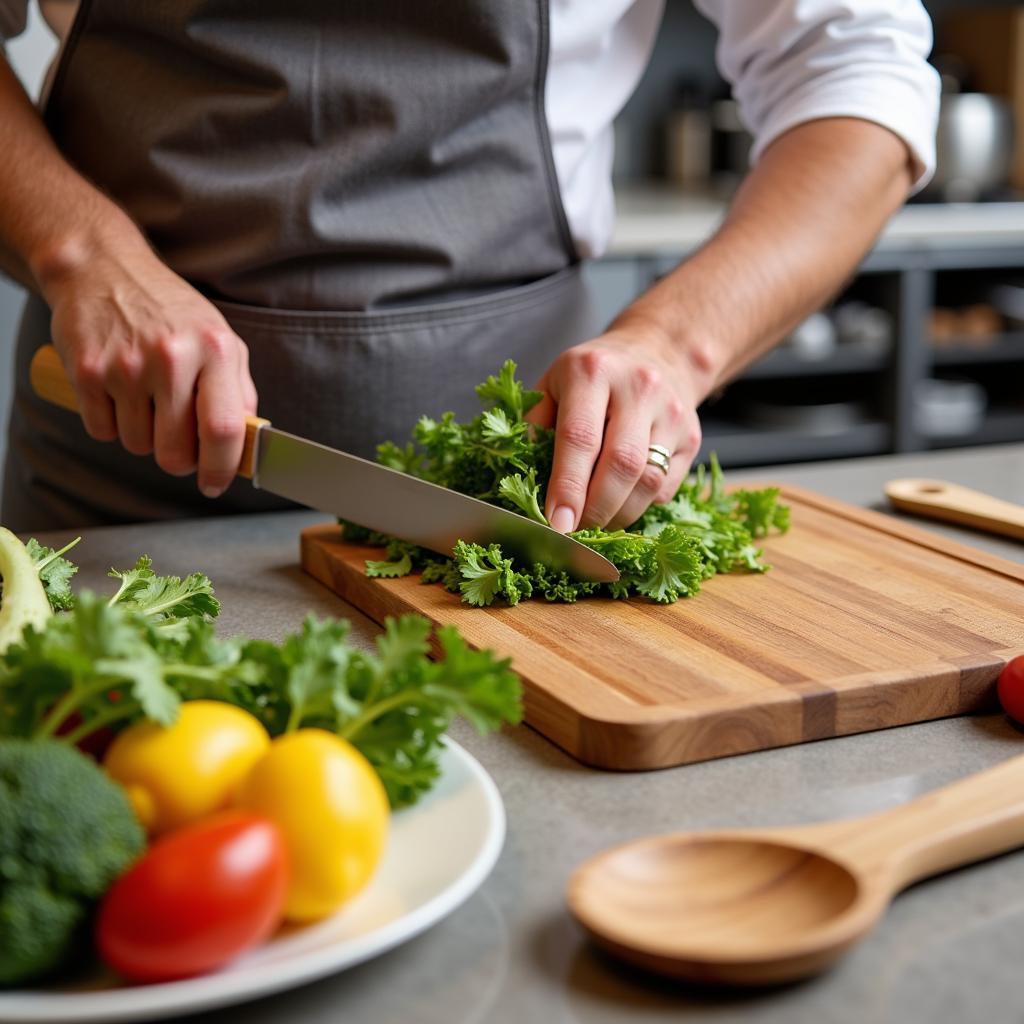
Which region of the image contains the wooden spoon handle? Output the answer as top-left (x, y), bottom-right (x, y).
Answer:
top-left (817, 751), bottom-right (1024, 890)
top-left (29, 343), bottom-right (268, 479)
top-left (886, 478), bottom-right (1024, 541)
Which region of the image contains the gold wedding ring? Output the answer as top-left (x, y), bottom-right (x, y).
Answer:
top-left (646, 443), bottom-right (672, 476)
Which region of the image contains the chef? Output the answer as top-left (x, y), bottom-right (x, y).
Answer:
top-left (0, 2), bottom-right (938, 534)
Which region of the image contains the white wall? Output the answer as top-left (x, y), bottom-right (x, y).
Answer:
top-left (0, 4), bottom-right (59, 504)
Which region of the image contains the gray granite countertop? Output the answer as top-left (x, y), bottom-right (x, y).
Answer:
top-left (33, 443), bottom-right (1024, 1024)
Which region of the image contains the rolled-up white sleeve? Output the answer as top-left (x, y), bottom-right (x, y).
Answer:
top-left (693, 0), bottom-right (941, 191)
top-left (0, 0), bottom-right (28, 42)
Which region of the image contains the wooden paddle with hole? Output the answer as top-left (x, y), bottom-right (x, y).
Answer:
top-left (568, 752), bottom-right (1024, 985)
top-left (886, 478), bottom-right (1024, 542)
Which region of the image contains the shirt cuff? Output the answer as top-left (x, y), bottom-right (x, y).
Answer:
top-left (747, 66), bottom-right (941, 194)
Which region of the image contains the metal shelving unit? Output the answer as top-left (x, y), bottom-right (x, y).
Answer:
top-left (931, 335), bottom-right (1024, 365)
top-left (699, 422), bottom-right (890, 466)
top-left (740, 348), bottom-right (888, 381)
top-left (591, 214), bottom-right (1024, 468)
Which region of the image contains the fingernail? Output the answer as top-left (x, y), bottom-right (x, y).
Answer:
top-left (200, 483), bottom-right (223, 499)
top-left (549, 505), bottom-right (575, 534)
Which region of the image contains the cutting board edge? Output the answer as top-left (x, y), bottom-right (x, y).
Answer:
top-left (562, 654), bottom-right (1006, 770)
top-left (775, 483), bottom-right (1024, 583)
top-left (300, 524), bottom-right (1015, 772)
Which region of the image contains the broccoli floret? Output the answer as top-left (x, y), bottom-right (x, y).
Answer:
top-left (0, 739), bottom-right (144, 986)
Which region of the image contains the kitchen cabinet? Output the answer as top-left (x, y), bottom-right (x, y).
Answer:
top-left (596, 186), bottom-right (1024, 467)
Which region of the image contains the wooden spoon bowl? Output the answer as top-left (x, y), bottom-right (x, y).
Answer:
top-left (570, 834), bottom-right (871, 985)
top-left (569, 751), bottom-right (1024, 985)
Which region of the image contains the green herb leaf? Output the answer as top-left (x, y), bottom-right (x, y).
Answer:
top-left (108, 557), bottom-right (219, 621)
top-left (475, 359), bottom-right (543, 420)
top-left (497, 469), bottom-right (547, 524)
top-left (24, 537), bottom-right (80, 612)
top-left (366, 552), bottom-right (413, 578)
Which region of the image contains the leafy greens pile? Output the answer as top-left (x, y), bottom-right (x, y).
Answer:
top-left (0, 542), bottom-right (521, 808)
top-left (343, 361), bottom-right (790, 605)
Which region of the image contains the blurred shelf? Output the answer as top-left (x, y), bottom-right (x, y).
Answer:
top-left (930, 334), bottom-right (1024, 366)
top-left (699, 422), bottom-right (890, 467)
top-left (609, 185), bottom-right (1024, 260)
top-left (743, 348), bottom-right (889, 380)
top-left (925, 410), bottom-right (1024, 450)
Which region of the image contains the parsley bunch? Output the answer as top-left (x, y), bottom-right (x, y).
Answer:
top-left (343, 361), bottom-right (790, 605)
top-left (0, 545), bottom-right (521, 808)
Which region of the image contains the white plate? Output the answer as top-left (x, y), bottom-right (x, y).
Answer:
top-left (0, 738), bottom-right (504, 1024)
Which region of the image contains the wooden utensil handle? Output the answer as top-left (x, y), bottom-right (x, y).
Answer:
top-left (816, 751), bottom-right (1024, 890)
top-left (29, 343), bottom-right (268, 479)
top-left (886, 478), bottom-right (1024, 541)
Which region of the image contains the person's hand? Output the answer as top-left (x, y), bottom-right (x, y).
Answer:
top-left (527, 319), bottom-right (710, 533)
top-left (43, 247), bottom-right (257, 498)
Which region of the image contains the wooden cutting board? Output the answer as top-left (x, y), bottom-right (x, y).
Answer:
top-left (300, 485), bottom-right (1024, 771)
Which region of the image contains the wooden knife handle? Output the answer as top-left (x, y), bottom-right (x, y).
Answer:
top-left (885, 478), bottom-right (1024, 542)
top-left (29, 343), bottom-right (269, 480)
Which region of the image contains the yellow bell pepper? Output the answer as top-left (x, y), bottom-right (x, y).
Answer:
top-left (104, 700), bottom-right (270, 835)
top-left (234, 729), bottom-right (389, 922)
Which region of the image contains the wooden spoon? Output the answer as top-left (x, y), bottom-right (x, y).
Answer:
top-left (568, 753), bottom-right (1024, 985)
top-left (886, 478), bottom-right (1024, 541)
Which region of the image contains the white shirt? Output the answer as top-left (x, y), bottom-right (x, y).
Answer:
top-left (2, 0), bottom-right (939, 259)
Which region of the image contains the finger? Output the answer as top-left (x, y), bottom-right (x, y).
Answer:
top-left (195, 335), bottom-right (247, 498)
top-left (653, 412), bottom-right (702, 504)
top-left (544, 374), bottom-right (610, 533)
top-left (579, 396), bottom-right (654, 529)
top-left (105, 350), bottom-right (154, 455)
top-left (112, 393), bottom-right (155, 456)
top-left (611, 448), bottom-right (688, 529)
top-left (524, 375), bottom-right (555, 430)
top-left (150, 335), bottom-right (202, 476)
top-left (70, 355), bottom-right (118, 442)
top-left (238, 344), bottom-right (258, 416)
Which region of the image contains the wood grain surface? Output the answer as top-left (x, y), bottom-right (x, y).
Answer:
top-left (300, 485), bottom-right (1024, 771)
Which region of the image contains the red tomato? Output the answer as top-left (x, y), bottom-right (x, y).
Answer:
top-left (998, 656), bottom-right (1024, 726)
top-left (97, 811), bottom-right (289, 982)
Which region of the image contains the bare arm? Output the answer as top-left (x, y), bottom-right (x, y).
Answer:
top-left (628, 117), bottom-right (915, 387)
top-left (532, 117), bottom-right (914, 533)
top-left (0, 55), bottom-right (255, 497)
top-left (0, 56), bottom-right (138, 289)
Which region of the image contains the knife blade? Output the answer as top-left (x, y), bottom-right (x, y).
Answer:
top-left (29, 345), bottom-right (619, 583)
top-left (252, 424), bottom-right (619, 582)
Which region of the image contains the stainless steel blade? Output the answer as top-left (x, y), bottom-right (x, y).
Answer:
top-left (252, 426), bottom-right (620, 583)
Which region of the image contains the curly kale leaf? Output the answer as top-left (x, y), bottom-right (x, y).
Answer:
top-left (346, 361), bottom-right (789, 606)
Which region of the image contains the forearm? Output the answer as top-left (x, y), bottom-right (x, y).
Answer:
top-left (618, 117), bottom-right (916, 394)
top-left (0, 55), bottom-right (151, 296)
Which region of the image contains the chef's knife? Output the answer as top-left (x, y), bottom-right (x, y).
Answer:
top-left (30, 344), bottom-right (619, 583)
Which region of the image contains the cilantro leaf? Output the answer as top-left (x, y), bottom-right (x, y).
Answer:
top-left (25, 537), bottom-right (81, 611)
top-left (279, 616), bottom-right (354, 730)
top-left (108, 557), bottom-right (220, 621)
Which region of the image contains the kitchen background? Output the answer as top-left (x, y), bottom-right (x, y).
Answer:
top-left (2, 0), bottom-right (1023, 483)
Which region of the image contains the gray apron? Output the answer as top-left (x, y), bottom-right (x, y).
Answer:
top-left (3, 1), bottom-right (598, 531)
